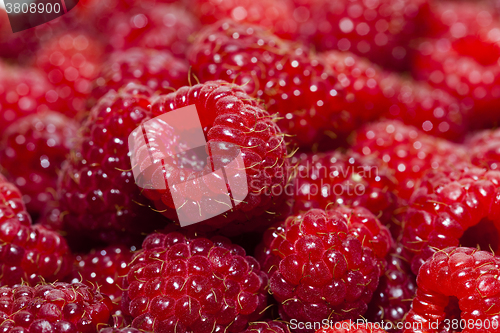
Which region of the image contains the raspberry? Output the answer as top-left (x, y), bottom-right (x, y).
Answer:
top-left (0, 63), bottom-right (59, 132)
top-left (0, 175), bottom-right (72, 286)
top-left (467, 128), bottom-right (500, 170)
top-left (92, 48), bottom-right (189, 104)
top-left (0, 282), bottom-right (113, 333)
top-left (139, 80), bottom-right (290, 234)
top-left (403, 247), bottom-right (500, 333)
top-left (258, 208), bottom-right (391, 332)
top-left (401, 165), bottom-right (500, 274)
top-left (101, 4), bottom-right (199, 56)
top-left (100, 329), bottom-right (143, 333)
top-left (290, 150), bottom-right (400, 236)
top-left (57, 83), bottom-right (165, 246)
top-left (352, 120), bottom-right (468, 201)
top-left (321, 51), bottom-right (469, 140)
top-left (316, 320), bottom-right (388, 333)
top-left (192, 0), bottom-right (299, 38)
top-left (69, 246), bottom-right (135, 305)
top-left (188, 20), bottom-right (351, 147)
top-left (365, 244), bottom-right (416, 331)
top-left (0, 111), bottom-right (78, 217)
top-left (122, 230), bottom-right (268, 333)
top-left (296, 0), bottom-right (430, 71)
top-left (241, 321), bottom-right (291, 333)
top-left (35, 32), bottom-right (105, 116)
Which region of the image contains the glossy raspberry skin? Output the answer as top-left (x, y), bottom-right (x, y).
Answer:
top-left (122, 231), bottom-right (268, 333)
top-left (403, 247), bottom-right (500, 333)
top-left (258, 208), bottom-right (391, 332)
top-left (467, 128), bottom-right (500, 170)
top-left (189, 20), bottom-right (349, 147)
top-left (241, 321), bottom-right (291, 333)
top-left (321, 51), bottom-right (468, 140)
top-left (0, 282), bottom-right (113, 333)
top-left (142, 80), bottom-right (290, 234)
top-left (0, 63), bottom-right (59, 132)
top-left (296, 0), bottom-right (430, 71)
top-left (316, 320), bottom-right (388, 333)
top-left (57, 84), bottom-right (165, 246)
top-left (0, 112), bottom-right (77, 216)
top-left (92, 48), bottom-right (189, 104)
top-left (35, 32), bottom-right (105, 116)
top-left (291, 150), bottom-right (399, 235)
top-left (0, 175), bottom-right (72, 286)
top-left (401, 165), bottom-right (500, 274)
top-left (192, 0), bottom-right (299, 39)
top-left (352, 120), bottom-right (468, 201)
top-left (100, 329), bottom-right (143, 333)
top-left (101, 4), bottom-right (199, 56)
top-left (69, 246), bottom-right (135, 305)
top-left (365, 245), bottom-right (416, 332)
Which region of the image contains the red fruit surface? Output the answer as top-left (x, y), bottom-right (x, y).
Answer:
top-left (192, 0), bottom-right (299, 39)
top-left (295, 0), bottom-right (430, 71)
top-left (140, 80), bottom-right (290, 235)
top-left (122, 230), bottom-right (268, 333)
top-left (0, 282), bottom-right (113, 333)
top-left (290, 150), bottom-right (400, 235)
top-left (35, 32), bottom-right (105, 116)
top-left (57, 83), bottom-right (165, 246)
top-left (0, 174), bottom-right (72, 286)
top-left (401, 165), bottom-right (500, 274)
top-left (70, 246), bottom-right (135, 306)
top-left (365, 244), bottom-right (417, 332)
top-left (316, 320), bottom-right (388, 333)
top-left (189, 20), bottom-right (352, 148)
top-left (0, 63), bottom-right (59, 132)
top-left (257, 208), bottom-right (391, 332)
top-left (241, 321), bottom-right (291, 333)
top-left (321, 51), bottom-right (469, 140)
top-left (467, 128), bottom-right (500, 170)
top-left (101, 4), bottom-right (199, 56)
top-left (352, 120), bottom-right (468, 201)
top-left (0, 111), bottom-right (77, 216)
top-left (100, 328), bottom-right (143, 333)
top-left (403, 247), bottom-right (500, 333)
top-left (92, 48), bottom-right (189, 104)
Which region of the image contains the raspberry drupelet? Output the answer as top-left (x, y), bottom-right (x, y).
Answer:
top-left (0, 282), bottom-right (113, 333)
top-left (121, 230), bottom-right (268, 333)
top-left (0, 111), bottom-right (78, 217)
top-left (139, 80), bottom-right (290, 235)
top-left (404, 247), bottom-right (500, 333)
top-left (57, 83), bottom-right (165, 247)
top-left (257, 207), bottom-right (392, 333)
top-left (241, 321), bottom-right (291, 333)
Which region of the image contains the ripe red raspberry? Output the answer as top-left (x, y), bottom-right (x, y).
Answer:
top-left (316, 320), bottom-right (388, 333)
top-left (321, 51), bottom-right (469, 140)
top-left (0, 282), bottom-right (113, 333)
top-left (401, 165), bottom-right (500, 274)
top-left (192, 0), bottom-right (299, 39)
top-left (122, 230), bottom-right (268, 332)
top-left (0, 63), bottom-right (59, 132)
top-left (139, 80), bottom-right (290, 234)
top-left (57, 83), bottom-right (164, 246)
top-left (365, 244), bottom-right (416, 331)
top-left (290, 150), bottom-right (400, 236)
top-left (295, 0), bottom-right (430, 71)
top-left (258, 207), bottom-right (391, 332)
top-left (35, 32), bottom-right (105, 116)
top-left (0, 111), bottom-right (78, 216)
top-left (101, 4), bottom-right (199, 56)
top-left (0, 175), bottom-right (72, 286)
top-left (352, 120), bottom-right (468, 201)
top-left (92, 48), bottom-right (189, 104)
top-left (467, 128), bottom-right (500, 170)
top-left (69, 246), bottom-right (135, 305)
top-left (403, 247), bottom-right (500, 333)
top-left (100, 329), bottom-right (143, 333)
top-left (188, 20), bottom-right (350, 147)
top-left (241, 321), bottom-right (291, 333)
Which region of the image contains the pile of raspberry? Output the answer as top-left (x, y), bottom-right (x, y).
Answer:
top-left (2, 0), bottom-right (500, 332)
